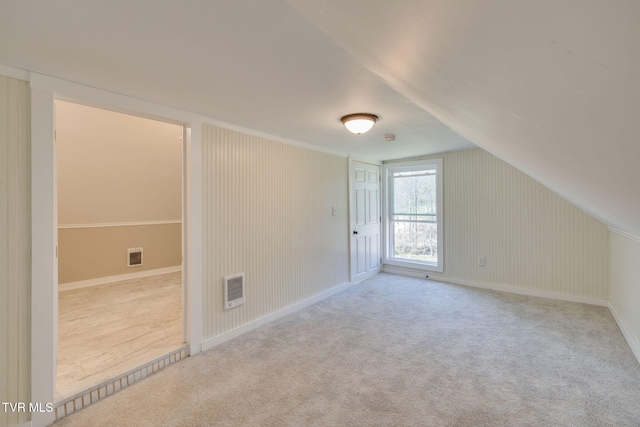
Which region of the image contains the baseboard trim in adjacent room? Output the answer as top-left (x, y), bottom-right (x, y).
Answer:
top-left (202, 281), bottom-right (353, 352)
top-left (382, 266), bottom-right (609, 307)
top-left (58, 266), bottom-right (182, 292)
top-left (607, 302), bottom-right (640, 365)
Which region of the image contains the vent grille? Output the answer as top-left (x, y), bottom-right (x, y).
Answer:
top-left (127, 247), bottom-right (143, 267)
top-left (224, 273), bottom-right (245, 309)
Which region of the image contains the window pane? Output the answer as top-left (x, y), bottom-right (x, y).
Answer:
top-left (391, 168), bottom-right (438, 263)
top-left (384, 159), bottom-right (442, 272)
top-left (392, 221), bottom-right (438, 262)
top-left (392, 172), bottom-right (435, 216)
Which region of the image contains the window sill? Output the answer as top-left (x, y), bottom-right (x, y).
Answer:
top-left (384, 258), bottom-right (443, 273)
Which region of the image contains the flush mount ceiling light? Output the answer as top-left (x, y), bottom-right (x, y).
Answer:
top-left (340, 113), bottom-right (378, 135)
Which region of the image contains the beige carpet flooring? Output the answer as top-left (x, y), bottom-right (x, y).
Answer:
top-left (53, 273), bottom-right (640, 426)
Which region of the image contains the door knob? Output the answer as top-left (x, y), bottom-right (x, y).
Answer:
top-left (353, 230), bottom-right (358, 235)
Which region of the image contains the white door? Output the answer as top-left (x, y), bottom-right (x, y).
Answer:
top-left (350, 160), bottom-right (381, 282)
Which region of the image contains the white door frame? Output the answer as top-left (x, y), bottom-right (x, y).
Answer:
top-left (348, 156), bottom-right (382, 283)
top-left (30, 73), bottom-right (203, 427)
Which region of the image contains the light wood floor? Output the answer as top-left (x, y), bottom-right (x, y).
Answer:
top-left (57, 272), bottom-right (184, 400)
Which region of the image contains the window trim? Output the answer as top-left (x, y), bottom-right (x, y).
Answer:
top-left (382, 158), bottom-right (444, 272)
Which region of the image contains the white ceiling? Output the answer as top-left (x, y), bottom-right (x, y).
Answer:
top-left (1, 1), bottom-right (639, 237)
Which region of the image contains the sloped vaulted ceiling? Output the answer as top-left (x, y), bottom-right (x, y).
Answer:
top-left (287, 0), bottom-right (640, 238)
top-left (1, 0), bottom-right (639, 236)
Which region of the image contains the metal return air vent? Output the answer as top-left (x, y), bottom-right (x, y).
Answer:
top-left (127, 247), bottom-right (143, 267)
top-left (224, 273), bottom-right (245, 309)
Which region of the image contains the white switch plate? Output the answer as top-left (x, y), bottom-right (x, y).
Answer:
top-left (477, 256), bottom-right (485, 267)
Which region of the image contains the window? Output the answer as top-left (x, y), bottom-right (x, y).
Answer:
top-left (382, 159), bottom-right (443, 272)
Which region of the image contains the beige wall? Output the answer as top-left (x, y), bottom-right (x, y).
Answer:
top-left (56, 101), bottom-right (182, 225)
top-left (610, 231), bottom-right (640, 357)
top-left (58, 223), bottom-right (182, 284)
top-left (56, 101), bottom-right (183, 282)
top-left (384, 148), bottom-right (610, 301)
top-left (0, 76), bottom-right (31, 427)
top-left (202, 124), bottom-right (349, 340)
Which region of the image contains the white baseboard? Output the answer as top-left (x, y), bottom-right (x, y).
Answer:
top-left (430, 276), bottom-right (609, 307)
top-left (58, 266), bottom-right (182, 292)
top-left (202, 281), bottom-right (353, 352)
top-left (607, 302), bottom-right (640, 365)
top-left (382, 266), bottom-right (608, 307)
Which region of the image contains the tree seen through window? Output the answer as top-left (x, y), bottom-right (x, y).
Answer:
top-left (391, 169), bottom-right (438, 262)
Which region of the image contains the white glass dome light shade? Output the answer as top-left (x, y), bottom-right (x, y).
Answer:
top-left (341, 113), bottom-right (378, 135)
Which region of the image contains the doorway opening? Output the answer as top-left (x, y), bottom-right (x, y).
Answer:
top-left (55, 101), bottom-right (186, 399)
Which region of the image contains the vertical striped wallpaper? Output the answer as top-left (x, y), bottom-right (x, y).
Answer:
top-left (384, 148), bottom-right (610, 300)
top-left (0, 75), bottom-right (31, 427)
top-left (610, 231), bottom-right (640, 350)
top-left (202, 124), bottom-right (349, 340)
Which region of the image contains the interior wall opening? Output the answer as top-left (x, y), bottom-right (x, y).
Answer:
top-left (54, 100), bottom-right (186, 400)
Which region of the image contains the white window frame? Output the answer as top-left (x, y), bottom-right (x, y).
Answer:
top-left (382, 158), bottom-right (444, 272)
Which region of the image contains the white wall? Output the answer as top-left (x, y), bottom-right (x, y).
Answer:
top-left (384, 148), bottom-right (610, 302)
top-left (201, 124), bottom-right (349, 341)
top-left (610, 230), bottom-right (640, 361)
top-left (0, 75), bottom-right (31, 427)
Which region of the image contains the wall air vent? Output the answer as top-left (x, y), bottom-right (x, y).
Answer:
top-left (127, 247), bottom-right (143, 267)
top-left (224, 273), bottom-right (245, 309)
